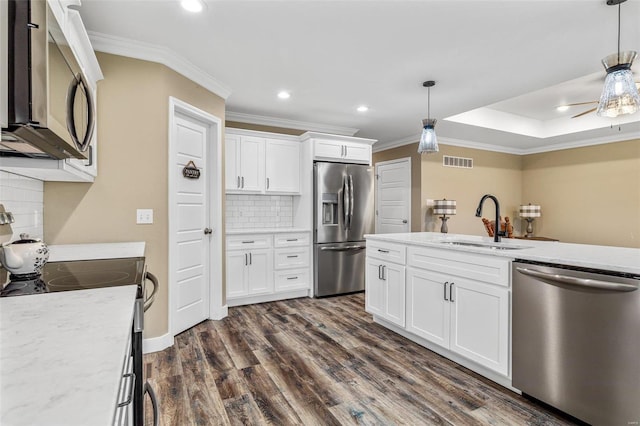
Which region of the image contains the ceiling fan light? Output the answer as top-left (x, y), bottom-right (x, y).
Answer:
top-left (418, 119), bottom-right (438, 154)
top-left (596, 68), bottom-right (640, 118)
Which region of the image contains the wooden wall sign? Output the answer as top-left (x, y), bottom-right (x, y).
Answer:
top-left (182, 160), bottom-right (201, 179)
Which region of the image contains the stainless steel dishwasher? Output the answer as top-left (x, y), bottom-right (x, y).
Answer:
top-left (513, 260), bottom-right (640, 426)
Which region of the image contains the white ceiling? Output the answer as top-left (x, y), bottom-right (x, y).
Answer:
top-left (77, 0), bottom-right (640, 153)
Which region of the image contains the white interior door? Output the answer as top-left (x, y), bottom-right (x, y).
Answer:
top-left (375, 158), bottom-right (411, 233)
top-left (172, 113), bottom-right (211, 335)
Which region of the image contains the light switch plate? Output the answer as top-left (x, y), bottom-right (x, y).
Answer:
top-left (425, 199), bottom-right (435, 207)
top-left (136, 209), bottom-right (153, 224)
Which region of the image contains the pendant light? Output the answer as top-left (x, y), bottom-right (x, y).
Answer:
top-left (596, 0), bottom-right (640, 118)
top-left (418, 80), bottom-right (439, 154)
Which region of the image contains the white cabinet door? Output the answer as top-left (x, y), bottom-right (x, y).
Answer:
top-left (238, 136), bottom-right (264, 192)
top-left (383, 262), bottom-right (406, 327)
top-left (406, 268), bottom-right (450, 347)
top-left (265, 139), bottom-right (300, 193)
top-left (225, 135), bottom-right (264, 193)
top-left (314, 140), bottom-right (344, 160)
top-left (343, 142), bottom-right (371, 163)
top-left (449, 278), bottom-right (510, 376)
top-left (366, 258), bottom-right (405, 327)
top-left (247, 249), bottom-right (273, 295)
top-left (365, 258), bottom-right (385, 317)
top-left (226, 251), bottom-right (248, 298)
top-left (225, 134), bottom-right (241, 191)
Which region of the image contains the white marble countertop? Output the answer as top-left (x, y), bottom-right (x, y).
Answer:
top-left (48, 242), bottom-right (146, 262)
top-left (365, 232), bottom-right (640, 275)
top-left (226, 228), bottom-right (311, 235)
top-left (0, 285), bottom-right (137, 426)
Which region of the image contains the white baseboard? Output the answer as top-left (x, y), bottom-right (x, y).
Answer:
top-left (211, 304), bottom-right (228, 320)
top-left (143, 332), bottom-right (174, 354)
top-left (227, 289), bottom-right (310, 307)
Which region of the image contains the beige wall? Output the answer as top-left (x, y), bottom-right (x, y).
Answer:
top-left (375, 139), bottom-right (640, 248)
top-left (372, 144), bottom-right (422, 232)
top-left (225, 121), bottom-right (305, 136)
top-left (522, 139), bottom-right (640, 248)
top-left (44, 53), bottom-right (226, 339)
top-left (421, 145), bottom-right (523, 236)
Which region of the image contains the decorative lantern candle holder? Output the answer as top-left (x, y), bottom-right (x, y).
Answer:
top-left (433, 199), bottom-right (456, 233)
top-left (519, 203), bottom-right (541, 237)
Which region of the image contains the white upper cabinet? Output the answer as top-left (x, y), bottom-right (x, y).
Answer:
top-left (300, 132), bottom-right (376, 165)
top-left (265, 139), bottom-right (300, 194)
top-left (225, 134), bottom-right (265, 193)
top-left (225, 129), bottom-right (301, 195)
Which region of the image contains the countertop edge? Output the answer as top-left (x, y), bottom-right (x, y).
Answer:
top-left (365, 232), bottom-right (640, 275)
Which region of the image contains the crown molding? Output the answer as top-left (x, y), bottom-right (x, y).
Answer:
top-left (226, 111), bottom-right (359, 136)
top-left (87, 31), bottom-right (232, 100)
top-left (375, 130), bottom-right (640, 155)
top-left (518, 130), bottom-right (640, 155)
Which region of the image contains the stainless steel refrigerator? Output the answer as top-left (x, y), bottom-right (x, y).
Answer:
top-left (314, 162), bottom-right (374, 297)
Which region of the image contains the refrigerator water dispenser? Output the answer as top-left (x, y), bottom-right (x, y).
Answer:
top-left (322, 193), bottom-right (338, 225)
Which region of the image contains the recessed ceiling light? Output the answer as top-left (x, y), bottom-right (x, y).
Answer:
top-left (357, 106), bottom-right (369, 112)
top-left (556, 105), bottom-right (569, 112)
top-left (277, 91), bottom-right (291, 99)
top-left (181, 0), bottom-right (204, 13)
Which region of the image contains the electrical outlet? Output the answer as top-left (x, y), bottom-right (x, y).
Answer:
top-left (136, 209), bottom-right (153, 224)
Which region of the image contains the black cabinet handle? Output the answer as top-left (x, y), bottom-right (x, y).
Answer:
top-left (444, 281), bottom-right (449, 301)
top-left (450, 283), bottom-right (455, 302)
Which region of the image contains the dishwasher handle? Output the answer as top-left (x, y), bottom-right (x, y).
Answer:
top-left (515, 267), bottom-right (638, 292)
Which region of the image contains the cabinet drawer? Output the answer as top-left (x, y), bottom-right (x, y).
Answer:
top-left (227, 234), bottom-right (272, 250)
top-left (275, 269), bottom-right (310, 291)
top-left (274, 247), bottom-right (310, 269)
top-left (367, 240), bottom-right (406, 264)
top-left (407, 246), bottom-right (510, 287)
top-left (274, 232), bottom-right (310, 247)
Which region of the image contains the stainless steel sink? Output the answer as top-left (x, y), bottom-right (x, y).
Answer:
top-left (437, 240), bottom-right (530, 250)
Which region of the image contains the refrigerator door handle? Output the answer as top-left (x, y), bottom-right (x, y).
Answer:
top-left (343, 176), bottom-right (350, 230)
top-left (348, 174), bottom-right (354, 230)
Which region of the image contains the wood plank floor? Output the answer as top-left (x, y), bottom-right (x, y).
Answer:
top-left (143, 293), bottom-right (578, 425)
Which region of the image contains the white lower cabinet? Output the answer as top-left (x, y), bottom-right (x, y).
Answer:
top-left (226, 232), bottom-right (311, 306)
top-left (365, 238), bottom-right (512, 383)
top-left (365, 241), bottom-right (407, 327)
top-left (365, 258), bottom-right (405, 327)
top-left (406, 267), bottom-right (510, 376)
top-left (226, 248), bottom-right (273, 299)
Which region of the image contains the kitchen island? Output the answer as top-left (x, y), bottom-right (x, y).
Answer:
top-left (0, 285), bottom-right (137, 425)
top-left (363, 232), bottom-right (640, 389)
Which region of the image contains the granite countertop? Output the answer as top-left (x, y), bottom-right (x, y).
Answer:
top-left (365, 232), bottom-right (640, 275)
top-left (226, 228), bottom-right (311, 235)
top-left (0, 285), bottom-right (137, 425)
top-left (48, 242), bottom-right (146, 262)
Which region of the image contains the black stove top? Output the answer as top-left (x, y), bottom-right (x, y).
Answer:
top-left (0, 257), bottom-right (145, 297)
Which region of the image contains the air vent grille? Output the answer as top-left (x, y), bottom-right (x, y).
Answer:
top-left (443, 155), bottom-right (473, 169)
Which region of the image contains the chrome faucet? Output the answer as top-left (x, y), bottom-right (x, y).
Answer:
top-left (475, 194), bottom-right (505, 243)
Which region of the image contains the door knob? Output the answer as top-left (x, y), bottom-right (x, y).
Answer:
top-left (204, 228), bottom-right (213, 235)
top-left (402, 219), bottom-right (408, 224)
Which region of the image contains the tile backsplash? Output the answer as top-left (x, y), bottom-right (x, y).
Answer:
top-left (226, 194), bottom-right (293, 229)
top-left (0, 171), bottom-right (44, 240)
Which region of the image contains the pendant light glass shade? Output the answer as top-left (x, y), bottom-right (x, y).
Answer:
top-left (596, 51), bottom-right (640, 117)
top-left (418, 80), bottom-right (438, 154)
top-left (418, 118), bottom-right (438, 154)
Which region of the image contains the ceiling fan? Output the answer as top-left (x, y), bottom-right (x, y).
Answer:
top-left (558, 82), bottom-right (640, 118)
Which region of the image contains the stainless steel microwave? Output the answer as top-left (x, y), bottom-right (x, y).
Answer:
top-left (1, 0), bottom-right (94, 160)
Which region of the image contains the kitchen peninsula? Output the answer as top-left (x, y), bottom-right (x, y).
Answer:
top-left (364, 232), bottom-right (640, 425)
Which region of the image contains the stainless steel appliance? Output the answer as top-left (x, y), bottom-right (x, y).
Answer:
top-left (0, 257), bottom-right (159, 426)
top-left (513, 260), bottom-right (640, 425)
top-left (2, 0), bottom-right (94, 160)
top-left (314, 162), bottom-right (374, 297)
